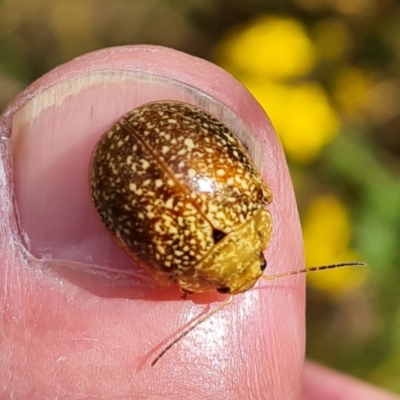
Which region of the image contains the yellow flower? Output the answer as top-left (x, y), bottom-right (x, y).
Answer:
top-left (303, 195), bottom-right (367, 297)
top-left (216, 15), bottom-right (316, 80)
top-left (243, 77), bottom-right (339, 163)
top-left (215, 15), bottom-right (338, 163)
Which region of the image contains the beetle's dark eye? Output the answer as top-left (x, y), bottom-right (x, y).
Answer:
top-left (260, 256), bottom-right (267, 271)
top-left (212, 229), bottom-right (226, 244)
top-left (217, 286), bottom-right (231, 294)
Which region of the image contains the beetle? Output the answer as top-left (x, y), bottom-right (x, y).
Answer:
top-left (89, 100), bottom-right (365, 365)
top-left (89, 101), bottom-right (273, 295)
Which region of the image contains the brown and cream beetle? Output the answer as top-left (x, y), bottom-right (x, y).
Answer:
top-left (89, 100), bottom-right (273, 296)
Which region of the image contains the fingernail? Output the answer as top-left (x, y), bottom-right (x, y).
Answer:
top-left (8, 69), bottom-right (262, 275)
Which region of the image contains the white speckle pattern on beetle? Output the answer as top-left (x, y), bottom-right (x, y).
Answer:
top-left (89, 101), bottom-right (273, 294)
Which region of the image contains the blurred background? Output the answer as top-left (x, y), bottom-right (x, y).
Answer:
top-left (1, 0), bottom-right (399, 393)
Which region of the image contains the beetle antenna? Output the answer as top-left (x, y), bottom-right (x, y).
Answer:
top-left (151, 294), bottom-right (233, 367)
top-left (262, 261), bottom-right (367, 281)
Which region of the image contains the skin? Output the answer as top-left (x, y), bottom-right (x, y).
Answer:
top-left (0, 45), bottom-right (398, 400)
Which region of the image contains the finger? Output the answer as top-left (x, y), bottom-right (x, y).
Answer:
top-left (0, 45), bottom-right (304, 399)
top-left (303, 361), bottom-right (400, 400)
